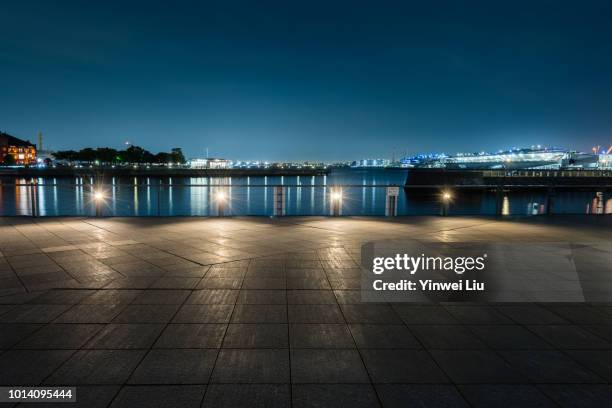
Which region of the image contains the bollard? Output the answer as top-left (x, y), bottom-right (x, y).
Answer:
top-left (440, 189), bottom-right (452, 216)
top-left (329, 187), bottom-right (343, 216)
top-left (273, 186), bottom-right (286, 216)
top-left (157, 182), bottom-right (162, 216)
top-left (215, 189), bottom-right (228, 216)
top-left (385, 186), bottom-right (399, 216)
top-left (30, 180), bottom-right (37, 217)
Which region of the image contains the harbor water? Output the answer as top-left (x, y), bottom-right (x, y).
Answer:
top-left (0, 168), bottom-right (610, 216)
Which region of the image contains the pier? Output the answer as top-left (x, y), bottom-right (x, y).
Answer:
top-left (406, 168), bottom-right (612, 215)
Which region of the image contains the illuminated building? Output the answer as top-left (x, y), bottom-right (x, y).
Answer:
top-left (351, 158), bottom-right (391, 168)
top-left (189, 158), bottom-right (230, 169)
top-left (0, 132), bottom-right (37, 165)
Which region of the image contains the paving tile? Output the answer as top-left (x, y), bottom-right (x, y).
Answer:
top-left (469, 325), bottom-right (553, 350)
top-left (110, 385), bottom-right (206, 408)
top-left (287, 290), bottom-right (337, 304)
top-left (286, 268), bottom-right (326, 279)
top-left (459, 384), bottom-right (555, 408)
top-left (28, 289), bottom-right (96, 304)
top-left (45, 349), bottom-right (145, 385)
top-left (293, 384), bottom-right (380, 408)
top-left (539, 384), bottom-right (612, 408)
top-left (203, 384), bottom-right (290, 408)
top-left (349, 324), bottom-right (421, 349)
top-left (288, 305), bottom-right (344, 323)
top-left (131, 289), bottom-right (191, 304)
top-left (149, 277), bottom-right (201, 289)
top-left (500, 350), bottom-right (603, 383)
top-left (129, 349), bottom-right (218, 384)
top-left (237, 290), bottom-right (287, 305)
top-left (376, 384), bottom-right (468, 408)
top-left (242, 278), bottom-right (286, 290)
top-left (154, 324), bottom-right (227, 348)
top-left (431, 350), bottom-right (522, 384)
top-left (333, 290), bottom-right (362, 304)
top-left (340, 304), bottom-right (403, 324)
top-left (289, 324), bottom-right (354, 348)
top-left (563, 350), bottom-right (612, 382)
top-left (172, 304), bottom-right (234, 323)
top-left (411, 325), bottom-right (486, 349)
top-left (0, 323), bottom-right (44, 348)
top-left (543, 305), bottom-right (612, 325)
top-left (16, 323), bottom-right (103, 349)
top-left (443, 305), bottom-right (514, 325)
top-left (231, 305), bottom-right (287, 323)
top-left (291, 349), bottom-right (369, 383)
top-left (80, 289), bottom-right (143, 304)
top-left (32, 386), bottom-right (120, 408)
top-left (198, 278), bottom-right (243, 290)
top-left (186, 289), bottom-right (238, 304)
top-left (0, 350), bottom-right (73, 385)
top-left (0, 304), bottom-right (71, 323)
top-left (223, 324), bottom-right (288, 348)
top-left (286, 278), bottom-right (331, 290)
top-left (54, 304), bottom-right (127, 323)
top-left (328, 278), bottom-right (360, 290)
top-left (392, 305), bottom-right (459, 324)
top-left (526, 325), bottom-right (612, 349)
top-left (495, 305), bottom-right (569, 324)
top-left (112, 304), bottom-right (180, 323)
top-left (212, 349), bottom-right (290, 383)
top-left (84, 323), bottom-right (165, 349)
top-left (362, 349), bottom-right (448, 383)
top-left (582, 325), bottom-right (612, 343)
top-left (103, 278), bottom-right (158, 289)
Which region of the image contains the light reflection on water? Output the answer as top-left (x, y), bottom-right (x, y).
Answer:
top-left (0, 169), bottom-right (610, 216)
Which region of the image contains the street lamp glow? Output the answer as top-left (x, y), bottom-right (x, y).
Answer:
top-left (331, 191), bottom-right (342, 201)
top-left (442, 192), bottom-right (452, 201)
top-left (215, 191), bottom-right (227, 202)
top-left (94, 191), bottom-right (105, 201)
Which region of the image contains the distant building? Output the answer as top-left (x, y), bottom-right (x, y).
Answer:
top-left (189, 158), bottom-right (230, 169)
top-left (0, 132), bottom-right (37, 165)
top-left (351, 159), bottom-right (390, 168)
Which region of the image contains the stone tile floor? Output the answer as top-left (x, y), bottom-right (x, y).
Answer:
top-left (0, 216), bottom-right (611, 407)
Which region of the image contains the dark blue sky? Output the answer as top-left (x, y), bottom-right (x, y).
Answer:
top-left (1, 1), bottom-right (612, 161)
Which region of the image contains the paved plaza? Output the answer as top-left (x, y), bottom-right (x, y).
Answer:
top-left (1, 216), bottom-right (612, 407)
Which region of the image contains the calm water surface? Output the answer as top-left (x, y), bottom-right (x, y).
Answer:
top-left (0, 168), bottom-right (609, 216)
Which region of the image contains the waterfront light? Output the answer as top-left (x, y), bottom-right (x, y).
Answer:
top-left (215, 191), bottom-right (227, 202)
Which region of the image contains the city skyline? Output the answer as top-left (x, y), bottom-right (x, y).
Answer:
top-left (2, 1), bottom-right (612, 161)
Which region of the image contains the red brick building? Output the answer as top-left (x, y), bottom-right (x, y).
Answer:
top-left (0, 132), bottom-right (37, 165)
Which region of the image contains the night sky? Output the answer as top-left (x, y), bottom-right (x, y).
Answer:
top-left (1, 1), bottom-right (612, 161)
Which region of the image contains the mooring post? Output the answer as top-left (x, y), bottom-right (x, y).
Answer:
top-left (30, 180), bottom-right (37, 218)
top-left (157, 180), bottom-right (162, 216)
top-left (385, 186), bottom-right (399, 217)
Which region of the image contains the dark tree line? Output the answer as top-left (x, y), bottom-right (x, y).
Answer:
top-left (53, 146), bottom-right (186, 165)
